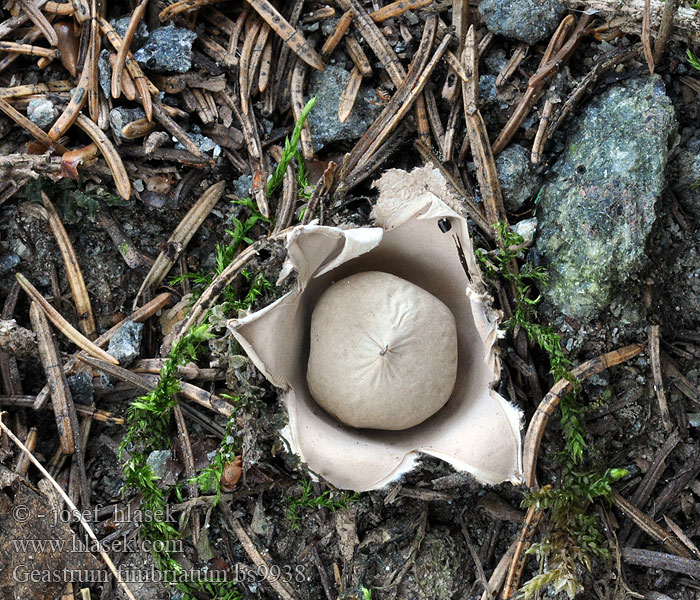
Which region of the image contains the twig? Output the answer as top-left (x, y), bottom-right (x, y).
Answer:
top-left (612, 491), bottom-right (689, 558)
top-left (159, 0), bottom-right (222, 20)
top-left (1, 396), bottom-right (123, 424)
top-left (15, 273), bottom-right (118, 365)
top-left (245, 0), bottom-right (324, 71)
top-left (621, 548), bottom-right (700, 578)
top-left (169, 242), bottom-right (263, 347)
top-left (370, 0), bottom-right (433, 21)
top-left (16, 0), bottom-right (58, 46)
top-left (41, 191), bottom-right (97, 339)
top-left (546, 46), bottom-right (639, 140)
top-left (47, 22), bottom-right (94, 143)
top-left (0, 41), bottom-right (58, 58)
top-left (151, 100), bottom-right (203, 159)
top-left (561, 0), bottom-right (700, 40)
top-left (133, 181), bottom-right (226, 308)
top-left (131, 359), bottom-right (224, 380)
top-left (301, 161), bottom-right (337, 225)
top-left (98, 16), bottom-right (155, 118)
top-left (629, 430), bottom-right (680, 510)
top-left (311, 545), bottom-right (335, 600)
top-left (0, 80), bottom-right (73, 98)
top-left (75, 113), bottom-right (131, 199)
top-left (481, 541), bottom-right (516, 600)
top-left (96, 208), bottom-right (145, 269)
top-left (336, 13), bottom-right (436, 184)
top-left (34, 293), bottom-right (172, 408)
top-left (239, 15), bottom-right (262, 116)
top-left (523, 343), bottom-right (644, 488)
top-left (0, 0), bottom-right (49, 39)
top-left (112, 0), bottom-right (148, 102)
top-left (220, 502), bottom-right (299, 600)
top-left (29, 301), bottom-right (76, 457)
top-left (0, 96), bottom-right (68, 154)
top-left (496, 43), bottom-right (528, 88)
top-left (663, 515), bottom-right (700, 558)
top-left (320, 9), bottom-right (352, 58)
top-left (461, 25), bottom-right (507, 226)
top-left (338, 65), bottom-right (362, 123)
top-left (491, 13), bottom-right (580, 155)
top-left (14, 427), bottom-right (38, 476)
top-left (653, 0), bottom-right (678, 65)
top-left (502, 491), bottom-right (547, 600)
top-left (87, 0), bottom-right (100, 121)
top-left (269, 145), bottom-right (298, 235)
top-left (0, 412), bottom-right (138, 600)
top-left (458, 508), bottom-right (493, 600)
top-left (413, 139), bottom-right (492, 238)
top-left (291, 57), bottom-right (314, 159)
top-left (361, 29), bottom-right (450, 167)
top-left (648, 325), bottom-right (672, 432)
top-left (642, 0), bottom-right (654, 74)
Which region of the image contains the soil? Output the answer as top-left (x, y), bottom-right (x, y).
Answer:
top-left (1, 2), bottom-right (700, 600)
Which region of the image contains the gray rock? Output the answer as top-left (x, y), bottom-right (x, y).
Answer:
top-left (484, 48), bottom-right (508, 74)
top-left (233, 174), bottom-right (253, 198)
top-left (479, 74), bottom-right (499, 104)
top-left (26, 98), bottom-right (57, 130)
top-left (669, 134), bottom-right (700, 223)
top-left (134, 25), bottom-right (197, 73)
top-left (535, 76), bottom-right (676, 322)
top-left (174, 133), bottom-right (220, 157)
top-left (107, 320), bottom-right (143, 366)
top-left (306, 64), bottom-right (382, 150)
top-left (512, 217), bottom-right (538, 246)
top-left (146, 450), bottom-right (171, 480)
top-left (68, 372), bottom-right (94, 405)
top-left (111, 16), bottom-right (149, 50)
top-left (478, 0), bottom-right (566, 45)
top-left (0, 253), bottom-right (20, 273)
top-left (109, 107), bottom-right (146, 140)
top-left (98, 49), bottom-right (112, 98)
top-left (497, 144), bottom-right (542, 212)
top-left (321, 17), bottom-right (339, 37)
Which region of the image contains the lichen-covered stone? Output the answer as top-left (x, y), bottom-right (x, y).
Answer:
top-left (107, 320), bottom-right (143, 366)
top-left (497, 144), bottom-right (542, 212)
top-left (134, 25), bottom-right (197, 73)
top-left (307, 64), bottom-right (382, 150)
top-left (478, 0), bottom-right (566, 45)
top-left (536, 76), bottom-right (676, 322)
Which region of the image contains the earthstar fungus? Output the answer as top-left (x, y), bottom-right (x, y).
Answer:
top-left (228, 167), bottom-right (523, 491)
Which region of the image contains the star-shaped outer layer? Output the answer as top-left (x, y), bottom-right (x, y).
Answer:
top-left (228, 167), bottom-right (523, 492)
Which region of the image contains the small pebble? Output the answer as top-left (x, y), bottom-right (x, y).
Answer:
top-left (134, 25), bottom-right (197, 73)
top-left (107, 320), bottom-right (143, 366)
top-left (26, 98), bottom-right (57, 130)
